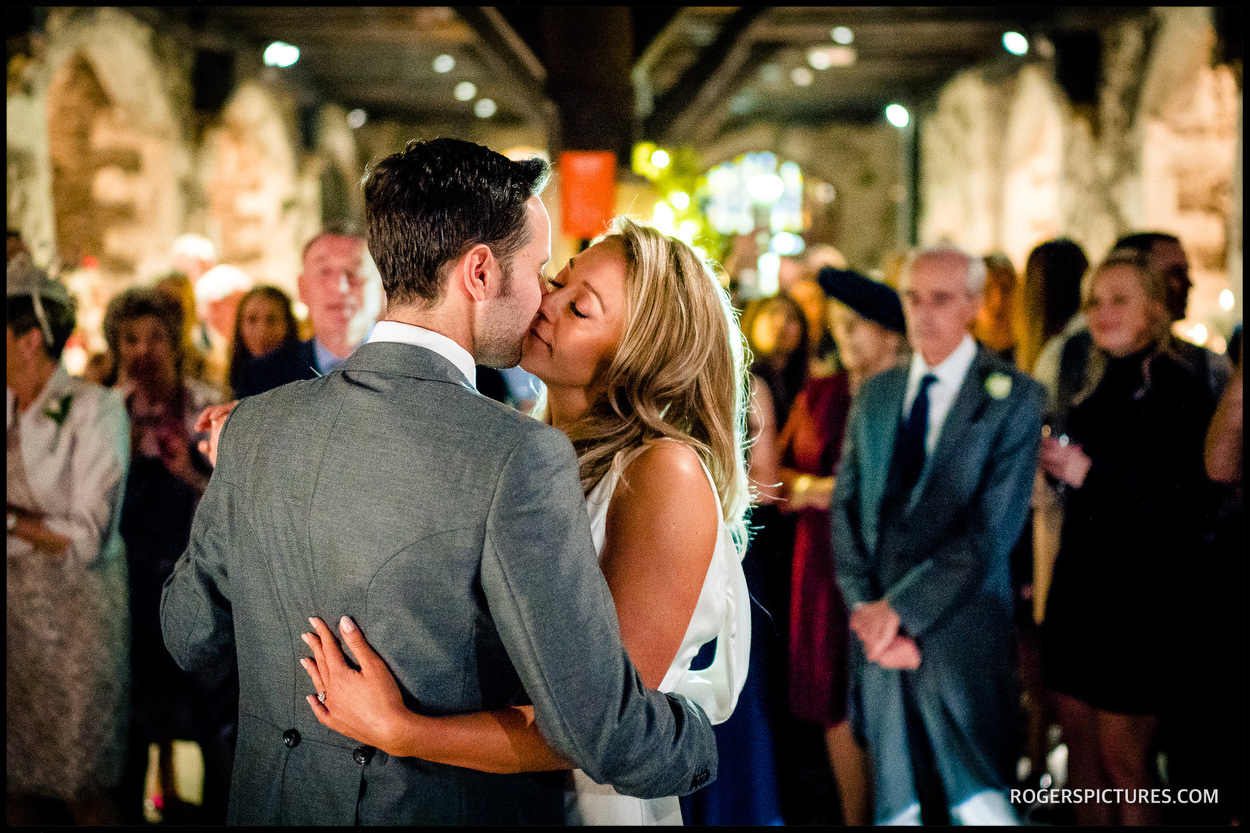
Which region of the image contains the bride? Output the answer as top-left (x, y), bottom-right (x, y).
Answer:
top-left (299, 217), bottom-right (754, 824)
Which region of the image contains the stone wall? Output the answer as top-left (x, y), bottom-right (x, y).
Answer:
top-left (918, 7), bottom-right (1242, 348)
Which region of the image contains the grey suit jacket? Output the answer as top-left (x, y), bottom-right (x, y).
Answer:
top-left (833, 344), bottom-right (1045, 643)
top-left (161, 341), bottom-right (716, 825)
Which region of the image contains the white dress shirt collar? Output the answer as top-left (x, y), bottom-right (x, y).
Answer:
top-left (366, 320), bottom-right (477, 390)
top-left (903, 333), bottom-right (977, 454)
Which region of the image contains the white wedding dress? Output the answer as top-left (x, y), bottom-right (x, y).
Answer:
top-left (565, 444), bottom-right (752, 825)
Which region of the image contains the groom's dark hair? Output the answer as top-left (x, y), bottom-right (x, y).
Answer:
top-left (362, 137), bottom-right (551, 309)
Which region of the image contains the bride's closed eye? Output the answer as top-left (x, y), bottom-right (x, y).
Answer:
top-left (545, 279), bottom-right (589, 319)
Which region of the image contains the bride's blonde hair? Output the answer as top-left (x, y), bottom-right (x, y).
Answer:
top-left (538, 217), bottom-right (752, 557)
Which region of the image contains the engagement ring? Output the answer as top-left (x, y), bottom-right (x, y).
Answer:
top-left (317, 691), bottom-right (326, 704)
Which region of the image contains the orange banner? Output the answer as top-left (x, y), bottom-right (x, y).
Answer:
top-left (559, 151), bottom-right (616, 240)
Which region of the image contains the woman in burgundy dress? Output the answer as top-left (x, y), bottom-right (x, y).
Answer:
top-left (779, 268), bottom-right (907, 826)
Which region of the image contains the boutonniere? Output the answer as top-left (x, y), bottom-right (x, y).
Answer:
top-left (985, 372), bottom-right (1012, 400)
top-left (42, 393), bottom-right (73, 451)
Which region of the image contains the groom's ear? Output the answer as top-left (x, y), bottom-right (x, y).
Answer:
top-left (454, 243), bottom-right (501, 302)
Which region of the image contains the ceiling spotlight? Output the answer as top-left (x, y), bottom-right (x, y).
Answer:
top-left (808, 49), bottom-right (831, 70)
top-left (473, 98), bottom-right (497, 118)
top-left (670, 191), bottom-right (691, 210)
top-left (263, 41), bottom-right (300, 68)
top-left (433, 54), bottom-right (455, 73)
top-left (885, 103), bottom-right (910, 128)
top-left (454, 81), bottom-right (476, 101)
top-left (730, 91), bottom-right (755, 115)
top-left (650, 149), bottom-right (671, 168)
top-left (831, 26), bottom-right (854, 45)
top-left (791, 67), bottom-right (814, 87)
top-left (1002, 31), bottom-right (1029, 56)
top-left (347, 109), bottom-right (367, 129)
top-left (1219, 289), bottom-right (1235, 310)
top-left (826, 46), bottom-right (857, 67)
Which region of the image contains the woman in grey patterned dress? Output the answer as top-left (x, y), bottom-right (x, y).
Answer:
top-left (6, 255), bottom-right (131, 824)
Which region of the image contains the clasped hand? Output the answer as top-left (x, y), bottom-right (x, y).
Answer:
top-left (849, 600), bottom-right (921, 670)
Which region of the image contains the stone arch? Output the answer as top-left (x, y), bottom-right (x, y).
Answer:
top-left (319, 164), bottom-right (351, 227)
top-left (41, 7), bottom-right (190, 282)
top-left (45, 53), bottom-right (127, 271)
top-left (201, 80), bottom-right (304, 289)
top-left (998, 64), bottom-right (1065, 271)
top-left (315, 104), bottom-right (366, 226)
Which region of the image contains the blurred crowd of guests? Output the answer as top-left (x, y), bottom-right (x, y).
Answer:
top-left (6, 218), bottom-right (1243, 826)
top-left (698, 230), bottom-right (1243, 827)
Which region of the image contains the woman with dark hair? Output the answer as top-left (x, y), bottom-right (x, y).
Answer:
top-left (1040, 250), bottom-right (1216, 825)
top-left (6, 256), bottom-right (130, 825)
top-left (1017, 238), bottom-right (1090, 790)
top-left (1022, 238), bottom-right (1090, 379)
top-left (226, 285), bottom-right (299, 397)
top-left (103, 287), bottom-right (227, 823)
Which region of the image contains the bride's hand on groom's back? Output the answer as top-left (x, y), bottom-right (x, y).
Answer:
top-left (300, 616), bottom-right (411, 755)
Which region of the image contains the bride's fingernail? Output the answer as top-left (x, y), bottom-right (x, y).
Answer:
top-left (300, 633), bottom-right (310, 644)
top-left (340, 616), bottom-right (355, 633)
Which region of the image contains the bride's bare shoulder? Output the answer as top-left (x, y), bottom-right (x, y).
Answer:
top-left (605, 440), bottom-right (718, 531)
top-left (622, 439), bottom-right (709, 492)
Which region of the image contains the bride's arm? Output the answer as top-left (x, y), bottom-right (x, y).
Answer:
top-left (301, 441), bottom-right (718, 770)
top-left (302, 616), bottom-right (570, 773)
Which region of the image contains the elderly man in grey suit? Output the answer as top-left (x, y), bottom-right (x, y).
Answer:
top-left (160, 138), bottom-right (716, 825)
top-left (833, 246), bottom-right (1044, 825)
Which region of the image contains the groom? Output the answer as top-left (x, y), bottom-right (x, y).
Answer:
top-left (161, 138), bottom-right (716, 825)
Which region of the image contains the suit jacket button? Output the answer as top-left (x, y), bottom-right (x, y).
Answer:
top-left (353, 745), bottom-right (374, 765)
top-left (282, 728), bottom-right (301, 748)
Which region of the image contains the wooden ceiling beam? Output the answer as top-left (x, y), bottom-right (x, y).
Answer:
top-left (643, 7), bottom-right (769, 144)
top-left (451, 5), bottom-right (551, 127)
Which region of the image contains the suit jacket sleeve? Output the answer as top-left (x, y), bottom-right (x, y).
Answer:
top-left (885, 379), bottom-right (1044, 637)
top-left (831, 391), bottom-right (878, 609)
top-left (160, 409), bottom-right (241, 673)
top-left (480, 427), bottom-right (717, 799)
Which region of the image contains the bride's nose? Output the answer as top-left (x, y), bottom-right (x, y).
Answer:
top-left (536, 288), bottom-right (557, 319)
